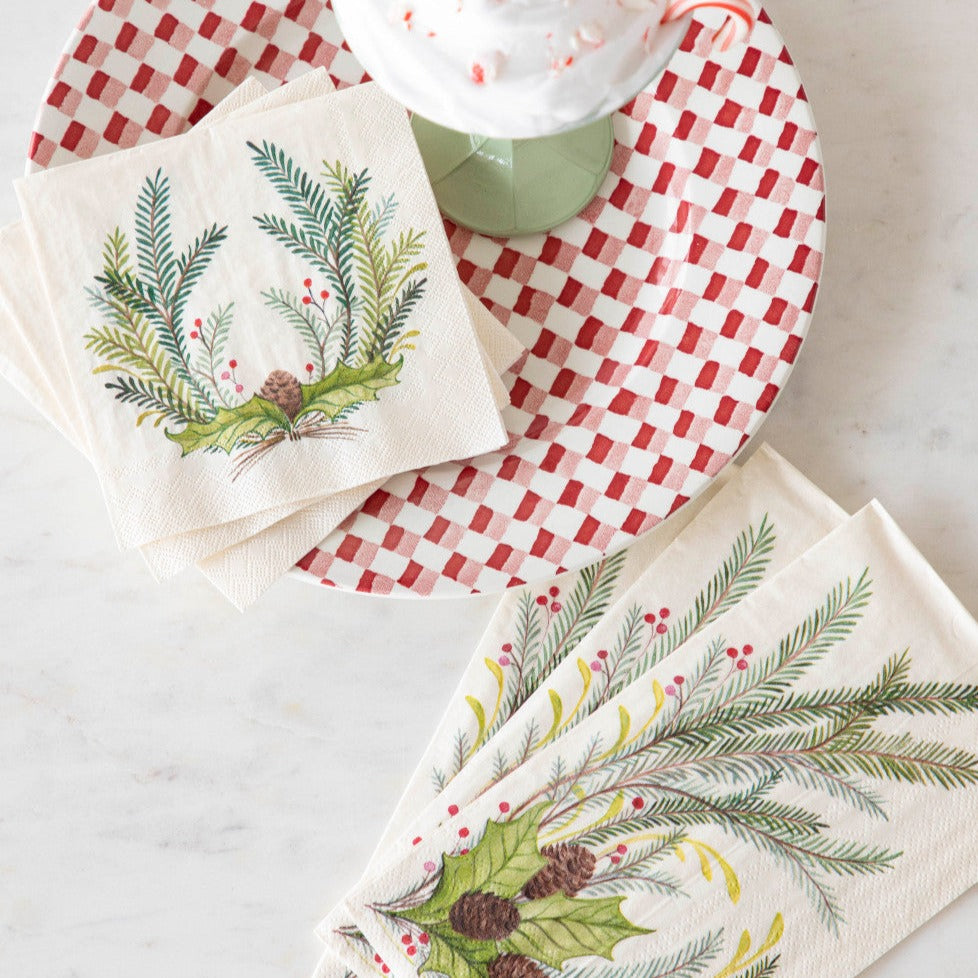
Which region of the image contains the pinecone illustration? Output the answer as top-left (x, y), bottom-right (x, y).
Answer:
top-left (522, 843), bottom-right (596, 900)
top-left (259, 369), bottom-right (303, 421)
top-left (488, 955), bottom-right (546, 978)
top-left (449, 892), bottom-right (520, 941)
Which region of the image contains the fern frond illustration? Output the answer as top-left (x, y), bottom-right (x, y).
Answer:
top-left (85, 153), bottom-right (424, 477)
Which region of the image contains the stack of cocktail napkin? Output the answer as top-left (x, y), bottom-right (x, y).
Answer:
top-left (0, 71), bottom-right (523, 608)
top-left (309, 445), bottom-right (978, 978)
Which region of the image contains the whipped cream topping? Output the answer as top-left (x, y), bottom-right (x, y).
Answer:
top-left (332, 0), bottom-right (689, 138)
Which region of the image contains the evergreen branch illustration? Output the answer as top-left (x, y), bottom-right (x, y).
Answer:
top-left (262, 287), bottom-right (335, 376)
top-left (86, 227), bottom-right (198, 420)
top-left (371, 276), bottom-right (428, 361)
top-left (607, 517), bottom-right (776, 699)
top-left (247, 139), bottom-right (335, 243)
top-left (134, 168), bottom-right (177, 307)
top-left (521, 553), bottom-right (630, 706)
top-left (555, 929), bottom-right (725, 978)
top-left (104, 375), bottom-right (209, 426)
top-left (253, 213), bottom-right (334, 275)
top-left (94, 172), bottom-right (227, 415)
top-left (192, 303), bottom-right (235, 407)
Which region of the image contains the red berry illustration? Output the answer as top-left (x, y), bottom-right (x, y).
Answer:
top-left (644, 612), bottom-right (656, 624)
top-left (304, 278), bottom-right (313, 288)
top-left (674, 675), bottom-right (684, 685)
top-left (402, 935), bottom-right (412, 946)
top-left (656, 623), bottom-right (667, 634)
top-left (501, 643), bottom-right (513, 653)
top-left (549, 586), bottom-right (559, 597)
top-left (590, 661), bottom-right (602, 672)
top-left (419, 934), bottom-right (430, 945)
top-left (737, 659), bottom-right (748, 671)
top-left (459, 827), bottom-right (470, 838)
top-left (597, 649), bottom-right (608, 660)
top-left (665, 684), bottom-right (676, 696)
top-left (423, 860), bottom-right (436, 872)
top-left (375, 954), bottom-right (382, 963)
top-left (743, 644), bottom-right (754, 656)
top-left (610, 855), bottom-right (621, 864)
top-left (382, 966), bottom-right (390, 974)
top-left (660, 608), bottom-right (670, 619)
top-left (536, 595), bottom-right (548, 606)
top-left (221, 370), bottom-right (231, 380)
top-left (235, 384), bottom-right (244, 393)
top-left (407, 946), bottom-right (417, 956)
top-left (726, 647), bottom-right (738, 659)
top-left (498, 655), bottom-right (511, 666)
top-left (194, 318), bottom-right (203, 328)
top-left (448, 804), bottom-right (459, 816)
top-left (460, 848), bottom-right (470, 855)
top-left (551, 601), bottom-right (562, 612)
top-left (320, 290), bottom-right (330, 299)
top-left (190, 331), bottom-right (199, 340)
top-left (302, 295), bottom-right (312, 305)
top-left (616, 843), bottom-right (627, 854)
top-left (499, 801), bottom-right (510, 813)
top-left (306, 363), bottom-right (314, 374)
top-left (412, 836), bottom-right (422, 846)
top-left (632, 797), bottom-right (645, 810)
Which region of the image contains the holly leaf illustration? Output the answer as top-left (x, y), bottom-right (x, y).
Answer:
top-left (418, 924), bottom-right (498, 978)
top-left (501, 892), bottom-right (651, 968)
top-left (401, 805), bottom-right (550, 925)
top-left (166, 396), bottom-right (291, 456)
top-left (296, 356), bottom-right (402, 423)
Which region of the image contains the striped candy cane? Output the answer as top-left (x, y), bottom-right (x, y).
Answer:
top-left (661, 0), bottom-right (758, 52)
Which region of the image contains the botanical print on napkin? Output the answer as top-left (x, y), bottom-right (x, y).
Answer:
top-left (334, 504), bottom-right (978, 978)
top-left (343, 446), bottom-right (844, 885)
top-left (82, 151), bottom-right (429, 477)
top-left (315, 445), bottom-right (846, 975)
top-left (2, 73), bottom-right (524, 606)
top-left (16, 83), bottom-right (507, 548)
top-left (360, 469), bottom-right (737, 868)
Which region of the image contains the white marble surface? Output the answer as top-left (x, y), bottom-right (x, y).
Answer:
top-left (1, 1), bottom-right (976, 976)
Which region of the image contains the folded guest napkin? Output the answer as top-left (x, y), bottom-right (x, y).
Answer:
top-left (13, 82), bottom-right (508, 551)
top-left (1, 74), bottom-right (523, 605)
top-left (313, 444), bottom-right (847, 975)
top-left (329, 502), bottom-right (978, 978)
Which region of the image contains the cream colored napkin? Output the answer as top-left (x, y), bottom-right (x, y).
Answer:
top-left (1, 73), bottom-right (524, 605)
top-left (331, 501), bottom-right (978, 978)
top-left (15, 82), bottom-right (507, 550)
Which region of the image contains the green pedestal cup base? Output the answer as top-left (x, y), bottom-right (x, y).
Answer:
top-left (411, 115), bottom-right (615, 238)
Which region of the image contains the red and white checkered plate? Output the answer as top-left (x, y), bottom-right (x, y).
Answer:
top-left (31, 0), bottom-right (824, 597)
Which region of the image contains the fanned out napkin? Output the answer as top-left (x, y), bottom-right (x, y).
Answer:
top-left (314, 443), bottom-right (848, 970)
top-left (13, 81), bottom-right (507, 548)
top-left (328, 500), bottom-right (978, 978)
top-left (0, 72), bottom-right (524, 605)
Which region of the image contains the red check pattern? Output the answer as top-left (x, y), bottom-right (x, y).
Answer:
top-left (31, 2), bottom-right (824, 597)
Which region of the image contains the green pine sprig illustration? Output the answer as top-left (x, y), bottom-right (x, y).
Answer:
top-left (432, 553), bottom-right (629, 792)
top-left (457, 519), bottom-right (779, 793)
top-left (84, 159), bottom-right (420, 475)
top-left (489, 571), bottom-right (978, 930)
top-left (249, 140), bottom-right (428, 372)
